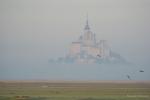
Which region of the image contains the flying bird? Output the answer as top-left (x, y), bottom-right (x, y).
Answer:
top-left (126, 75), bottom-right (131, 80)
top-left (97, 55), bottom-right (101, 57)
top-left (139, 70), bottom-right (144, 72)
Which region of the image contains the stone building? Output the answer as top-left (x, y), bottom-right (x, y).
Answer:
top-left (68, 17), bottom-right (111, 63)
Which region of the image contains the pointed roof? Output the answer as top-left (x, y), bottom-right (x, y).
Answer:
top-left (84, 14), bottom-right (90, 30)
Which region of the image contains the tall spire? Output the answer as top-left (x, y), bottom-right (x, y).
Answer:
top-left (86, 13), bottom-right (89, 26)
top-left (84, 13), bottom-right (90, 30)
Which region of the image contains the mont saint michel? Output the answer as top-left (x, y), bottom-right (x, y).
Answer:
top-left (68, 17), bottom-right (110, 63)
top-left (53, 17), bottom-right (127, 64)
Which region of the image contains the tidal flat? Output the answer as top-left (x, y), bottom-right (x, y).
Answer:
top-left (0, 81), bottom-right (150, 100)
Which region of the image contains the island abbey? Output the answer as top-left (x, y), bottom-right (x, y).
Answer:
top-left (67, 17), bottom-right (111, 63)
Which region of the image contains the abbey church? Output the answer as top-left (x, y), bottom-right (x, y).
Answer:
top-left (67, 18), bottom-right (111, 63)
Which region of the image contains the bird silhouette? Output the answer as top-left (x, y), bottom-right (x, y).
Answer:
top-left (126, 75), bottom-right (131, 80)
top-left (139, 70), bottom-right (144, 72)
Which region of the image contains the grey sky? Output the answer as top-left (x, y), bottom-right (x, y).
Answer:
top-left (0, 0), bottom-right (150, 79)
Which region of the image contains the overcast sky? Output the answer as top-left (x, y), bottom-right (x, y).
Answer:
top-left (0, 0), bottom-right (150, 79)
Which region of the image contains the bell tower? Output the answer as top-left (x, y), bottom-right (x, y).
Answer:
top-left (83, 15), bottom-right (96, 46)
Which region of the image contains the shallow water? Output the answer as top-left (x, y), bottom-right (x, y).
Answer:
top-left (1, 63), bottom-right (150, 80)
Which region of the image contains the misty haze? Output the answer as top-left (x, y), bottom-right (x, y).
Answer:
top-left (0, 0), bottom-right (150, 80)
top-left (1, 1), bottom-right (150, 100)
